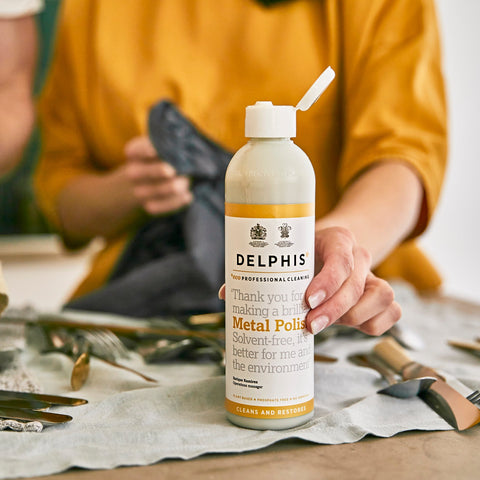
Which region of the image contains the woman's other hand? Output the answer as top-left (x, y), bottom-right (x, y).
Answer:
top-left (124, 136), bottom-right (193, 215)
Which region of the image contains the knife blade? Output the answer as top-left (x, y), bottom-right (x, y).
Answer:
top-left (0, 390), bottom-right (87, 406)
top-left (373, 337), bottom-right (480, 431)
top-left (0, 406), bottom-right (72, 425)
top-left (1, 310), bottom-right (225, 340)
top-left (448, 339), bottom-right (480, 358)
top-left (0, 399), bottom-right (52, 410)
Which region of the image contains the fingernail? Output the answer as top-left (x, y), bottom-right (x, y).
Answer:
top-left (308, 290), bottom-right (326, 309)
top-left (310, 316), bottom-right (329, 335)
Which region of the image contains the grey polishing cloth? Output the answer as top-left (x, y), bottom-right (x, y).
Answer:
top-left (66, 101), bottom-right (231, 317)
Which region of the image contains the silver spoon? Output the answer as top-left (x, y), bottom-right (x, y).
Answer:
top-left (349, 353), bottom-right (437, 398)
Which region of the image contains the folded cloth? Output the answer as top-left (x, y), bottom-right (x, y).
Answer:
top-left (1, 283), bottom-right (479, 479)
top-left (0, 419), bottom-right (43, 433)
top-left (65, 101), bottom-right (231, 317)
top-left (0, 268), bottom-right (41, 392)
top-left (0, 323), bottom-right (42, 392)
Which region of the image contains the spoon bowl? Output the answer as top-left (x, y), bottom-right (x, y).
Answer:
top-left (348, 352), bottom-right (437, 398)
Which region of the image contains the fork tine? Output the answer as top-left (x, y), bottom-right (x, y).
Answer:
top-left (97, 329), bottom-right (130, 359)
top-left (78, 329), bottom-right (121, 362)
top-left (466, 390), bottom-right (478, 401)
top-left (78, 330), bottom-right (113, 361)
top-left (91, 329), bottom-right (129, 360)
top-left (466, 390), bottom-right (480, 404)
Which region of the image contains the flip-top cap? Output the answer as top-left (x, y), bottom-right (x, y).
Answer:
top-left (244, 66), bottom-right (335, 139)
top-left (245, 101), bottom-right (296, 138)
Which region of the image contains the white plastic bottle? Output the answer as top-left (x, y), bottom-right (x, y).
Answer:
top-left (224, 68), bottom-right (335, 430)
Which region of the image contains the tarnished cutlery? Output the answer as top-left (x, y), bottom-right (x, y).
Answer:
top-left (46, 327), bottom-right (156, 389)
top-left (374, 337), bottom-right (480, 430)
top-left (0, 406), bottom-right (72, 426)
top-left (466, 390), bottom-right (480, 406)
top-left (71, 352), bottom-right (90, 391)
top-left (0, 399), bottom-right (52, 410)
top-left (348, 353), bottom-right (436, 398)
top-left (0, 390), bottom-right (87, 427)
top-left (448, 339), bottom-right (480, 358)
top-left (0, 389), bottom-right (87, 406)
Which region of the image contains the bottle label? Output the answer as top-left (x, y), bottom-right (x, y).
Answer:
top-left (225, 202), bottom-right (315, 420)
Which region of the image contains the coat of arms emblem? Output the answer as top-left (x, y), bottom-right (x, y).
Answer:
top-left (249, 223), bottom-right (268, 247)
top-left (275, 222), bottom-right (294, 247)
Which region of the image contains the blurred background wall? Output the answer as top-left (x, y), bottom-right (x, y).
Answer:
top-left (420, 0), bottom-right (480, 302)
top-left (0, 0), bottom-right (478, 303)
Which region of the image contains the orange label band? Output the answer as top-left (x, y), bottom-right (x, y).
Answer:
top-left (225, 399), bottom-right (314, 419)
top-left (225, 203), bottom-right (314, 218)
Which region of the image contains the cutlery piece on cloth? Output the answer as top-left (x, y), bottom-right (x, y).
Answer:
top-left (448, 339), bottom-right (480, 358)
top-left (97, 358), bottom-right (158, 383)
top-left (374, 337), bottom-right (480, 430)
top-left (314, 353), bottom-right (338, 363)
top-left (348, 353), bottom-right (436, 398)
top-left (0, 398), bottom-right (52, 410)
top-left (0, 389), bottom-right (87, 406)
top-left (0, 406), bottom-right (72, 426)
top-left (0, 266), bottom-right (8, 315)
top-left (1, 311), bottom-right (225, 341)
top-left (70, 352), bottom-right (90, 391)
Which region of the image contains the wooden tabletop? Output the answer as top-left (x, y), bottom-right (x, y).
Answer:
top-left (29, 426), bottom-right (480, 480)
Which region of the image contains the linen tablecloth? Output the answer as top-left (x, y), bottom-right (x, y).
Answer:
top-left (0, 282), bottom-right (479, 479)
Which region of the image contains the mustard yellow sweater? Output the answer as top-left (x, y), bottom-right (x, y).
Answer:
top-left (35, 0), bottom-right (447, 299)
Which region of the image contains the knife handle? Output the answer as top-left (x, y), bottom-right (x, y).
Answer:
top-left (373, 336), bottom-right (412, 373)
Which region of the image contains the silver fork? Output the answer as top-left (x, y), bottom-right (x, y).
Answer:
top-left (77, 329), bottom-right (157, 383)
top-left (467, 390), bottom-right (480, 405)
top-left (79, 329), bottom-right (130, 362)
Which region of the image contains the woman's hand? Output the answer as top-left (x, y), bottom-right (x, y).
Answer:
top-left (305, 226), bottom-right (401, 336)
top-left (124, 136), bottom-right (193, 215)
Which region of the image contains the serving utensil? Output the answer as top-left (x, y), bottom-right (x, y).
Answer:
top-left (0, 406), bottom-right (72, 426)
top-left (0, 399), bottom-right (52, 410)
top-left (348, 353), bottom-right (436, 398)
top-left (448, 339), bottom-right (480, 358)
top-left (374, 337), bottom-right (480, 430)
top-left (467, 390), bottom-right (480, 405)
top-left (2, 310), bottom-right (225, 341)
top-left (71, 352), bottom-right (90, 391)
top-left (0, 389), bottom-right (87, 406)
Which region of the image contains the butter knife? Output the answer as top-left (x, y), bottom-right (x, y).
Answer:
top-left (373, 337), bottom-right (480, 431)
top-left (0, 390), bottom-right (87, 406)
top-left (0, 399), bottom-right (52, 410)
top-left (0, 406), bottom-right (72, 425)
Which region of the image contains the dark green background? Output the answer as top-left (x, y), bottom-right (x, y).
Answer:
top-left (0, 0), bottom-right (60, 234)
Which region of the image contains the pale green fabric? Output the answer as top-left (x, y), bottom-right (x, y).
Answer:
top-left (0, 283), bottom-right (479, 479)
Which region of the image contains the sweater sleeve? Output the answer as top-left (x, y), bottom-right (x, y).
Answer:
top-left (338, 0), bottom-right (447, 236)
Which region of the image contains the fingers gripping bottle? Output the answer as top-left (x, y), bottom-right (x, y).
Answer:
top-left (225, 67), bottom-right (335, 429)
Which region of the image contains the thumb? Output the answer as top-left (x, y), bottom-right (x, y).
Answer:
top-left (124, 136), bottom-right (157, 160)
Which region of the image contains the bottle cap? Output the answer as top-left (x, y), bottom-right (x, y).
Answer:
top-left (244, 66), bottom-right (335, 138)
top-left (245, 102), bottom-right (296, 138)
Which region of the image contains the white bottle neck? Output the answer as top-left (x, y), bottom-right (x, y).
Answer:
top-left (248, 137), bottom-right (293, 143)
